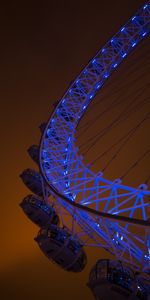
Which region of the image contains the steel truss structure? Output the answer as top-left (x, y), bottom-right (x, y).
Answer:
top-left (39, 2), bottom-right (150, 273)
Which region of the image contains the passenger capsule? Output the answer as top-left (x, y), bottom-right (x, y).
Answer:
top-left (27, 145), bottom-right (39, 164)
top-left (88, 259), bottom-right (139, 300)
top-left (136, 275), bottom-right (150, 300)
top-left (20, 194), bottom-right (59, 228)
top-left (35, 227), bottom-right (87, 272)
top-left (20, 168), bottom-right (46, 197)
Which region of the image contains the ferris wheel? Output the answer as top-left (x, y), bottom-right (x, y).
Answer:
top-left (20, 2), bottom-right (150, 299)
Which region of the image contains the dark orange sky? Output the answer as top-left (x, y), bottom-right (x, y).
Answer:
top-left (0, 1), bottom-right (150, 299)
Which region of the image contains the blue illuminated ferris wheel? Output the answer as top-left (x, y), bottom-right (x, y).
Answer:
top-left (20, 2), bottom-right (150, 299)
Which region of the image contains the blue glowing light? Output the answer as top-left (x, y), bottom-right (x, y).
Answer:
top-left (42, 150), bottom-right (47, 158)
top-left (89, 94), bottom-right (94, 99)
top-left (121, 27), bottom-right (125, 32)
top-left (132, 16), bottom-right (136, 21)
top-left (96, 83), bottom-right (102, 89)
top-left (144, 254), bottom-right (150, 260)
top-left (143, 4), bottom-right (148, 10)
top-left (122, 53), bottom-right (127, 58)
top-left (72, 194), bottom-right (76, 200)
top-left (104, 73), bottom-right (109, 78)
top-left (101, 48), bottom-right (105, 53)
top-left (46, 129), bottom-right (51, 137)
top-left (142, 31), bottom-right (147, 37)
top-left (113, 63), bottom-right (118, 68)
top-left (132, 42), bottom-right (137, 47)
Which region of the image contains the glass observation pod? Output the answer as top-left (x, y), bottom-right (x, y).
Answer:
top-left (27, 145), bottom-right (39, 164)
top-left (136, 275), bottom-right (150, 300)
top-left (35, 226), bottom-right (87, 272)
top-left (88, 259), bottom-right (150, 300)
top-left (20, 168), bottom-right (47, 197)
top-left (20, 194), bottom-right (59, 228)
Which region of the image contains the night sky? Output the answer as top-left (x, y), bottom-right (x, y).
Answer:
top-left (1, 1), bottom-right (150, 299)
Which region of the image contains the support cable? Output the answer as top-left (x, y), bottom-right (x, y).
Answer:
top-left (78, 61), bottom-right (150, 133)
top-left (79, 78), bottom-right (149, 137)
top-left (100, 112), bottom-right (150, 172)
top-left (91, 111), bottom-right (150, 167)
top-left (120, 148), bottom-right (150, 180)
top-left (81, 88), bottom-right (149, 154)
top-left (144, 174), bottom-right (150, 185)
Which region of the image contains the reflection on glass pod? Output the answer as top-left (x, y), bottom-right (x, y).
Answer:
top-left (20, 168), bottom-right (46, 197)
top-left (20, 194), bottom-right (59, 228)
top-left (35, 227), bottom-right (87, 273)
top-left (88, 259), bottom-right (141, 300)
top-left (136, 275), bottom-right (150, 300)
top-left (27, 145), bottom-right (39, 164)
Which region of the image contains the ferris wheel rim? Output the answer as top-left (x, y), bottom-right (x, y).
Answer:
top-left (39, 2), bottom-right (150, 203)
top-left (36, 2), bottom-right (150, 272)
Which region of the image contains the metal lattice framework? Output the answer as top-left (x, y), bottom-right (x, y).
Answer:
top-left (39, 2), bottom-right (150, 273)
